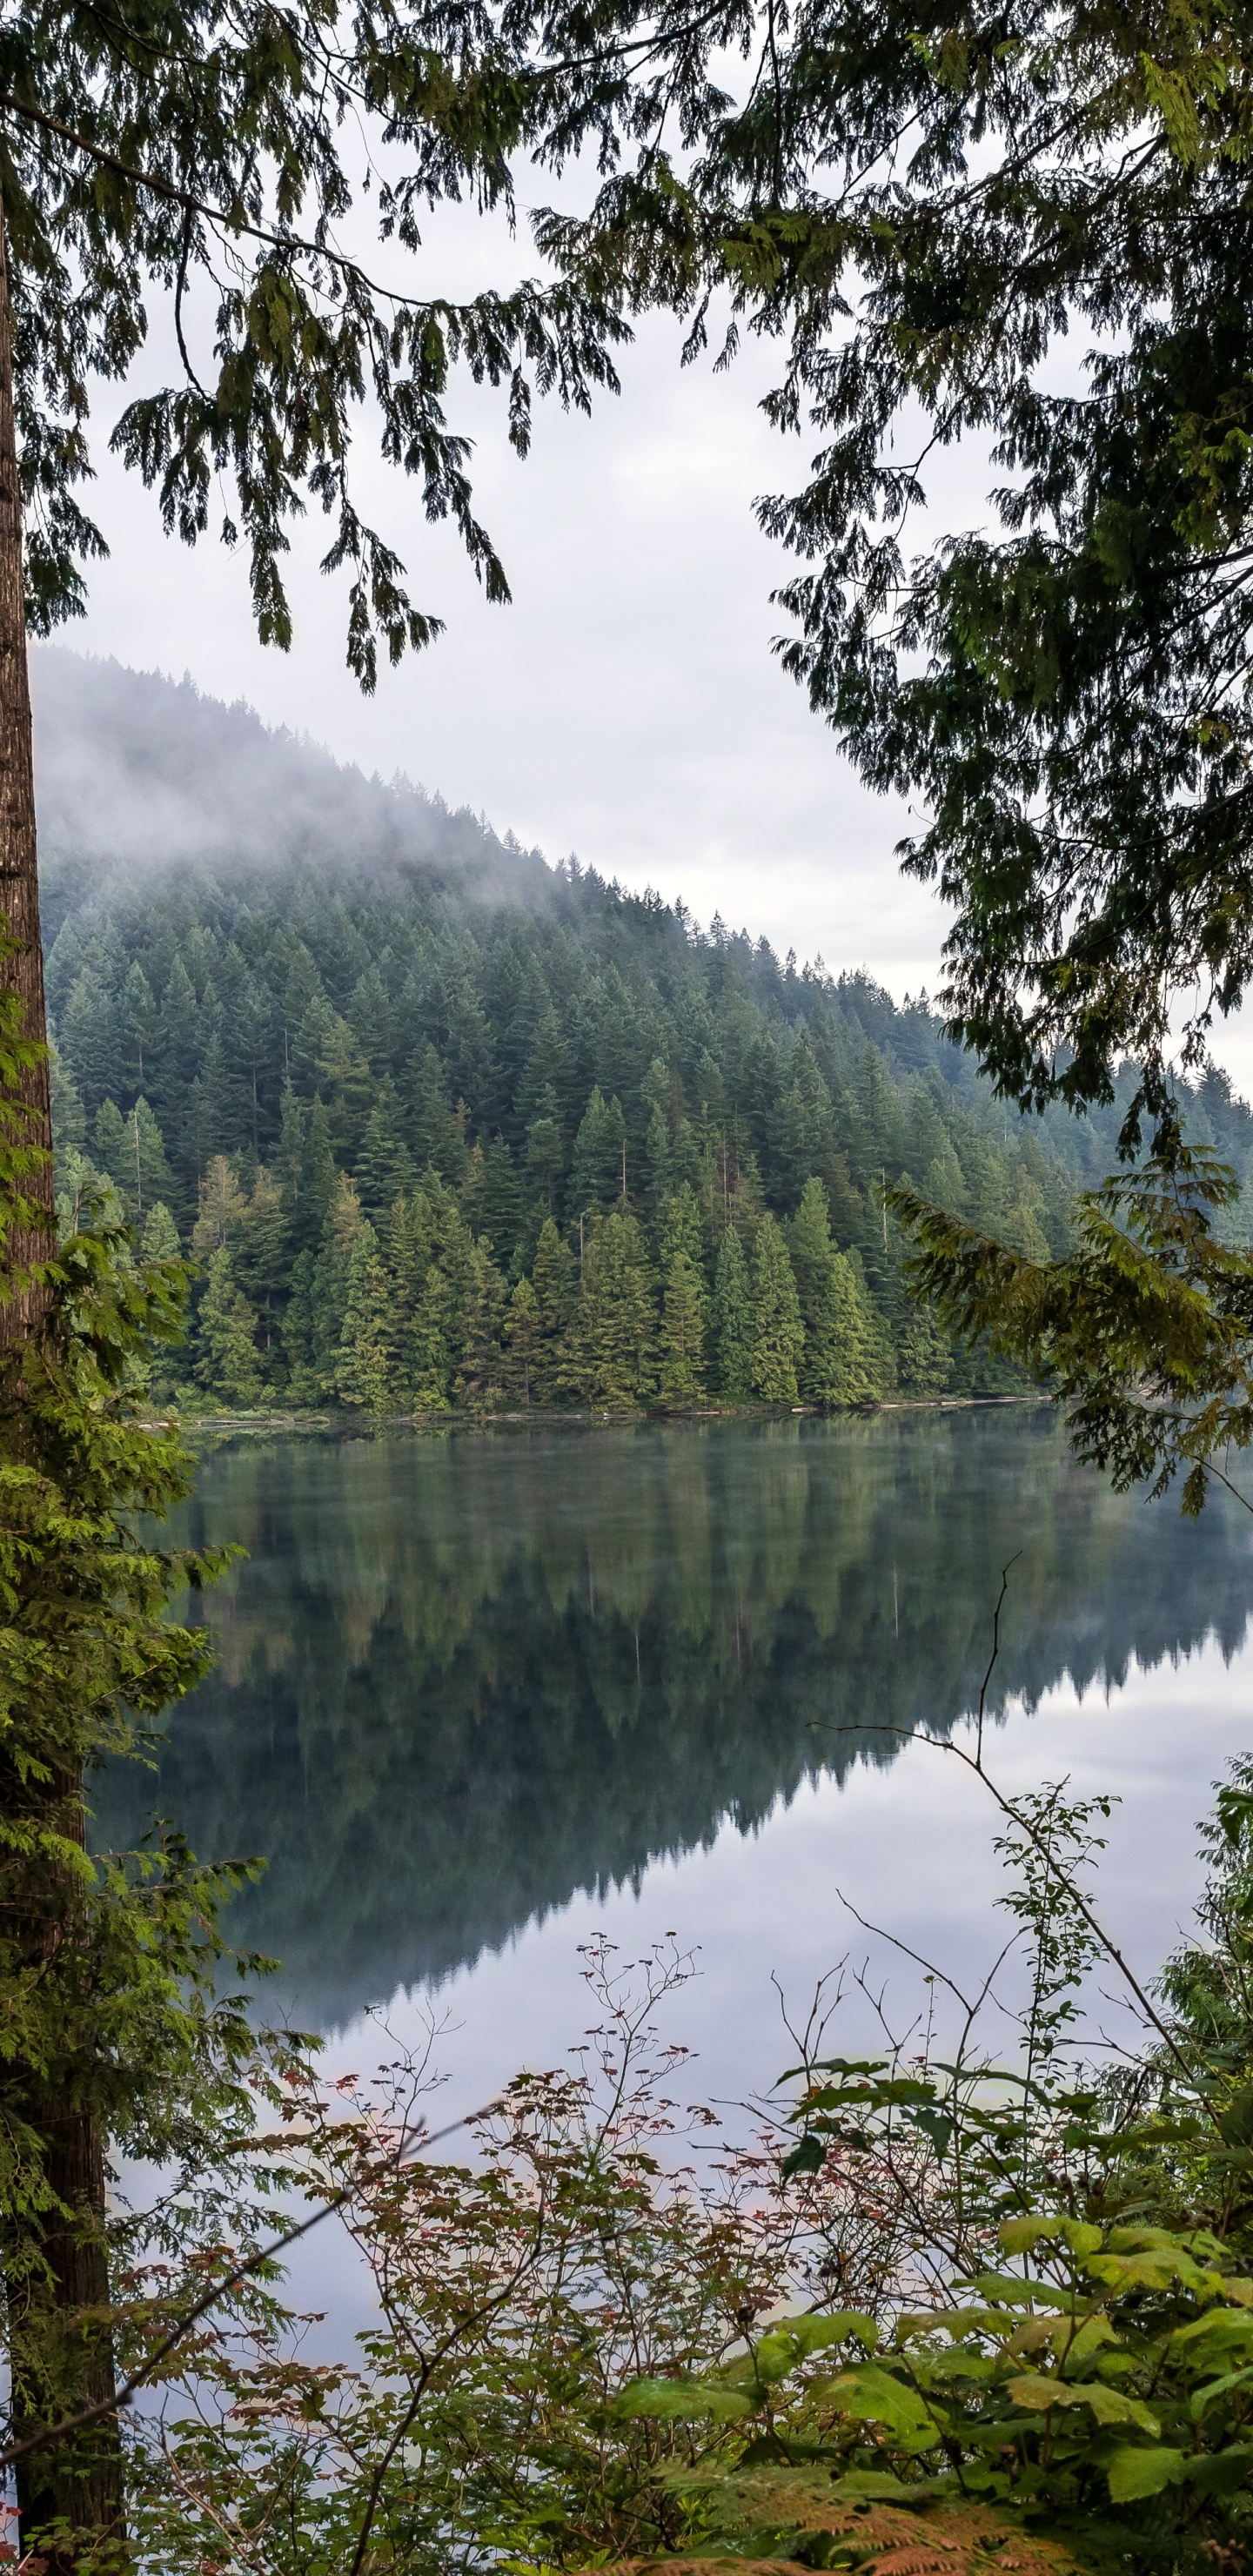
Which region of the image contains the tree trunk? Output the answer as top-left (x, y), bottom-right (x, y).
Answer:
top-left (0, 194), bottom-right (54, 1338)
top-left (6, 1764), bottom-right (129, 2571)
top-left (0, 205), bottom-right (127, 2570)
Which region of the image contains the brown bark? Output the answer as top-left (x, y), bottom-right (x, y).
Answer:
top-left (0, 195), bottom-right (54, 1338)
top-left (0, 206), bottom-right (125, 2570)
top-left (10, 2126), bottom-right (128, 2574)
top-left (7, 1776), bottom-right (128, 2573)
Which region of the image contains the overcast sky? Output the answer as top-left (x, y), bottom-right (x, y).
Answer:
top-left (53, 211), bottom-right (1253, 1094)
top-left (60, 245), bottom-right (951, 988)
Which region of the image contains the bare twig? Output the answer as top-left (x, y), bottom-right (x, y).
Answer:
top-left (0, 2090), bottom-right (503, 2475)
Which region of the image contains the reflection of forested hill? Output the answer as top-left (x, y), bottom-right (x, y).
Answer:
top-left (96, 1412), bottom-right (1253, 2028)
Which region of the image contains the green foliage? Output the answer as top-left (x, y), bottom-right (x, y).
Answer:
top-left (90, 1774), bottom-right (1253, 2576)
top-left (892, 1147), bottom-right (1253, 1511)
top-left (618, 2217), bottom-right (1253, 2559)
top-left (46, 795), bottom-right (1148, 1415)
top-left (8, 0), bottom-right (637, 682)
top-left (790, 1179), bottom-right (882, 1406)
top-left (0, 1050), bottom-right (300, 2559)
top-left (750, 1214), bottom-right (806, 1403)
top-left (194, 1245), bottom-right (266, 1406)
top-left (564, 1206), bottom-right (660, 1405)
top-left (713, 1226), bottom-right (755, 1400)
top-left (528, 0), bottom-right (1253, 1147)
top-left (332, 1222), bottom-right (392, 1412)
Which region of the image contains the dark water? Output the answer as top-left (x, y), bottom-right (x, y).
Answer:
top-left (97, 1408), bottom-right (1253, 2038)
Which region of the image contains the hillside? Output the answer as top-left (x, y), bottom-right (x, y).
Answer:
top-left (34, 649), bottom-right (1253, 1412)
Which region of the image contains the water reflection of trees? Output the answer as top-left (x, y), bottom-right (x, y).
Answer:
top-left (96, 1413), bottom-right (1253, 2027)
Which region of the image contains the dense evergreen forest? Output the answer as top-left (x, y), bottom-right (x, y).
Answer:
top-left (37, 652), bottom-right (1253, 1413)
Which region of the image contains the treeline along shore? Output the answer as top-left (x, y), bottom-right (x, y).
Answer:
top-left (37, 657), bottom-right (1253, 1417)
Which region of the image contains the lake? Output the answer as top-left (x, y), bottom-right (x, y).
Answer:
top-left (99, 1405), bottom-right (1253, 2132)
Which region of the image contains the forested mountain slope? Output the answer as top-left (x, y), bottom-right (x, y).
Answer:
top-left (34, 651), bottom-right (1253, 1412)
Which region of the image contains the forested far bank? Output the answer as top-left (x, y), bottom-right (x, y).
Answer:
top-left (38, 661), bottom-right (1253, 1415)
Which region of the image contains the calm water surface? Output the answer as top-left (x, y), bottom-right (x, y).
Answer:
top-left (100, 1408), bottom-right (1253, 2117)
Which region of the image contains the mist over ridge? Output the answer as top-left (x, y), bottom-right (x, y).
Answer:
top-left (30, 647), bottom-right (553, 931)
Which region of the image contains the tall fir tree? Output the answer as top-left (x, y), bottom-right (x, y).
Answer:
top-left (119, 960), bottom-right (159, 1099)
top-left (531, 1214), bottom-right (575, 1405)
top-left (298, 1098), bottom-right (338, 1252)
top-left (789, 1177), bottom-right (882, 1406)
top-left (233, 1169), bottom-right (291, 1355)
top-left (139, 1202), bottom-right (181, 1261)
top-left (505, 1273), bottom-right (542, 1404)
top-left (712, 1227), bottom-right (754, 1401)
top-left (749, 1216), bottom-right (806, 1404)
top-left (658, 1247), bottom-right (708, 1405)
top-left (124, 1099), bottom-right (178, 1224)
top-left (194, 1247), bottom-right (266, 1405)
top-left (526, 1109), bottom-right (565, 1217)
top-left (455, 1238), bottom-right (511, 1408)
top-left (409, 1201), bottom-right (477, 1407)
top-left (405, 1040), bottom-right (467, 1181)
top-left (62, 967), bottom-right (123, 1116)
top-left (569, 1086), bottom-right (627, 1222)
top-left (564, 1209), bottom-right (659, 1407)
top-left (333, 1221), bottom-right (393, 1411)
top-left (379, 1188), bottom-right (437, 1399)
top-left (356, 1075), bottom-right (416, 1220)
top-left (307, 1173), bottom-right (368, 1396)
top-left (192, 1154), bottom-right (249, 1253)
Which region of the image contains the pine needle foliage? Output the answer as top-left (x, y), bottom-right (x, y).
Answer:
top-left (890, 1147), bottom-right (1253, 1512)
top-left (0, 976), bottom-right (281, 2564)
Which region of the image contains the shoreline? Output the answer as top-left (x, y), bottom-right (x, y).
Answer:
top-left (145, 1392), bottom-right (1049, 1439)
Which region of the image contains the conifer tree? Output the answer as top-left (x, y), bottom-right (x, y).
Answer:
top-left (406, 1042), bottom-right (467, 1182)
top-left (711, 1228), bottom-right (754, 1401)
top-left (658, 1184), bottom-right (707, 1272)
top-left (531, 1215), bottom-right (575, 1405)
top-left (194, 1247), bottom-right (265, 1405)
top-left (54, 1149), bottom-right (118, 1238)
top-left (749, 1215), bottom-right (805, 1404)
top-left (48, 1046), bottom-right (85, 1167)
top-left (307, 1174), bottom-right (367, 1395)
top-left (120, 961), bottom-right (159, 1097)
top-left (789, 1177), bottom-right (881, 1406)
top-left (281, 1251), bottom-right (320, 1404)
top-left (90, 1098), bottom-right (129, 1202)
top-left (526, 1110), bottom-right (565, 1217)
top-left (155, 956), bottom-right (201, 1151)
top-left (570, 1087), bottom-right (627, 1222)
top-left (378, 1190), bottom-right (437, 1400)
top-left (139, 1203), bottom-right (180, 1261)
top-left (333, 1221), bottom-right (392, 1412)
top-left (564, 1209), bottom-right (659, 1407)
top-left (63, 969), bottom-right (123, 1117)
top-left (192, 1155), bottom-right (248, 1254)
top-left (127, 1102), bottom-right (166, 1217)
top-left (276, 1081), bottom-right (306, 1218)
top-left (644, 1095), bottom-right (672, 1212)
top-left (298, 1100), bottom-right (338, 1252)
top-left (472, 1137), bottom-right (526, 1268)
top-left (455, 1239), bottom-right (511, 1408)
top-left (505, 1274), bottom-right (542, 1404)
top-left (658, 1247), bottom-right (707, 1404)
top-left (318, 1016), bottom-right (374, 1159)
top-left (409, 1260), bottom-right (454, 1411)
top-left (124, 1099), bottom-right (178, 1224)
top-left (233, 1170), bottom-right (290, 1357)
top-left (409, 1201), bottom-right (477, 1407)
top-left (356, 1076), bottom-right (416, 1220)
